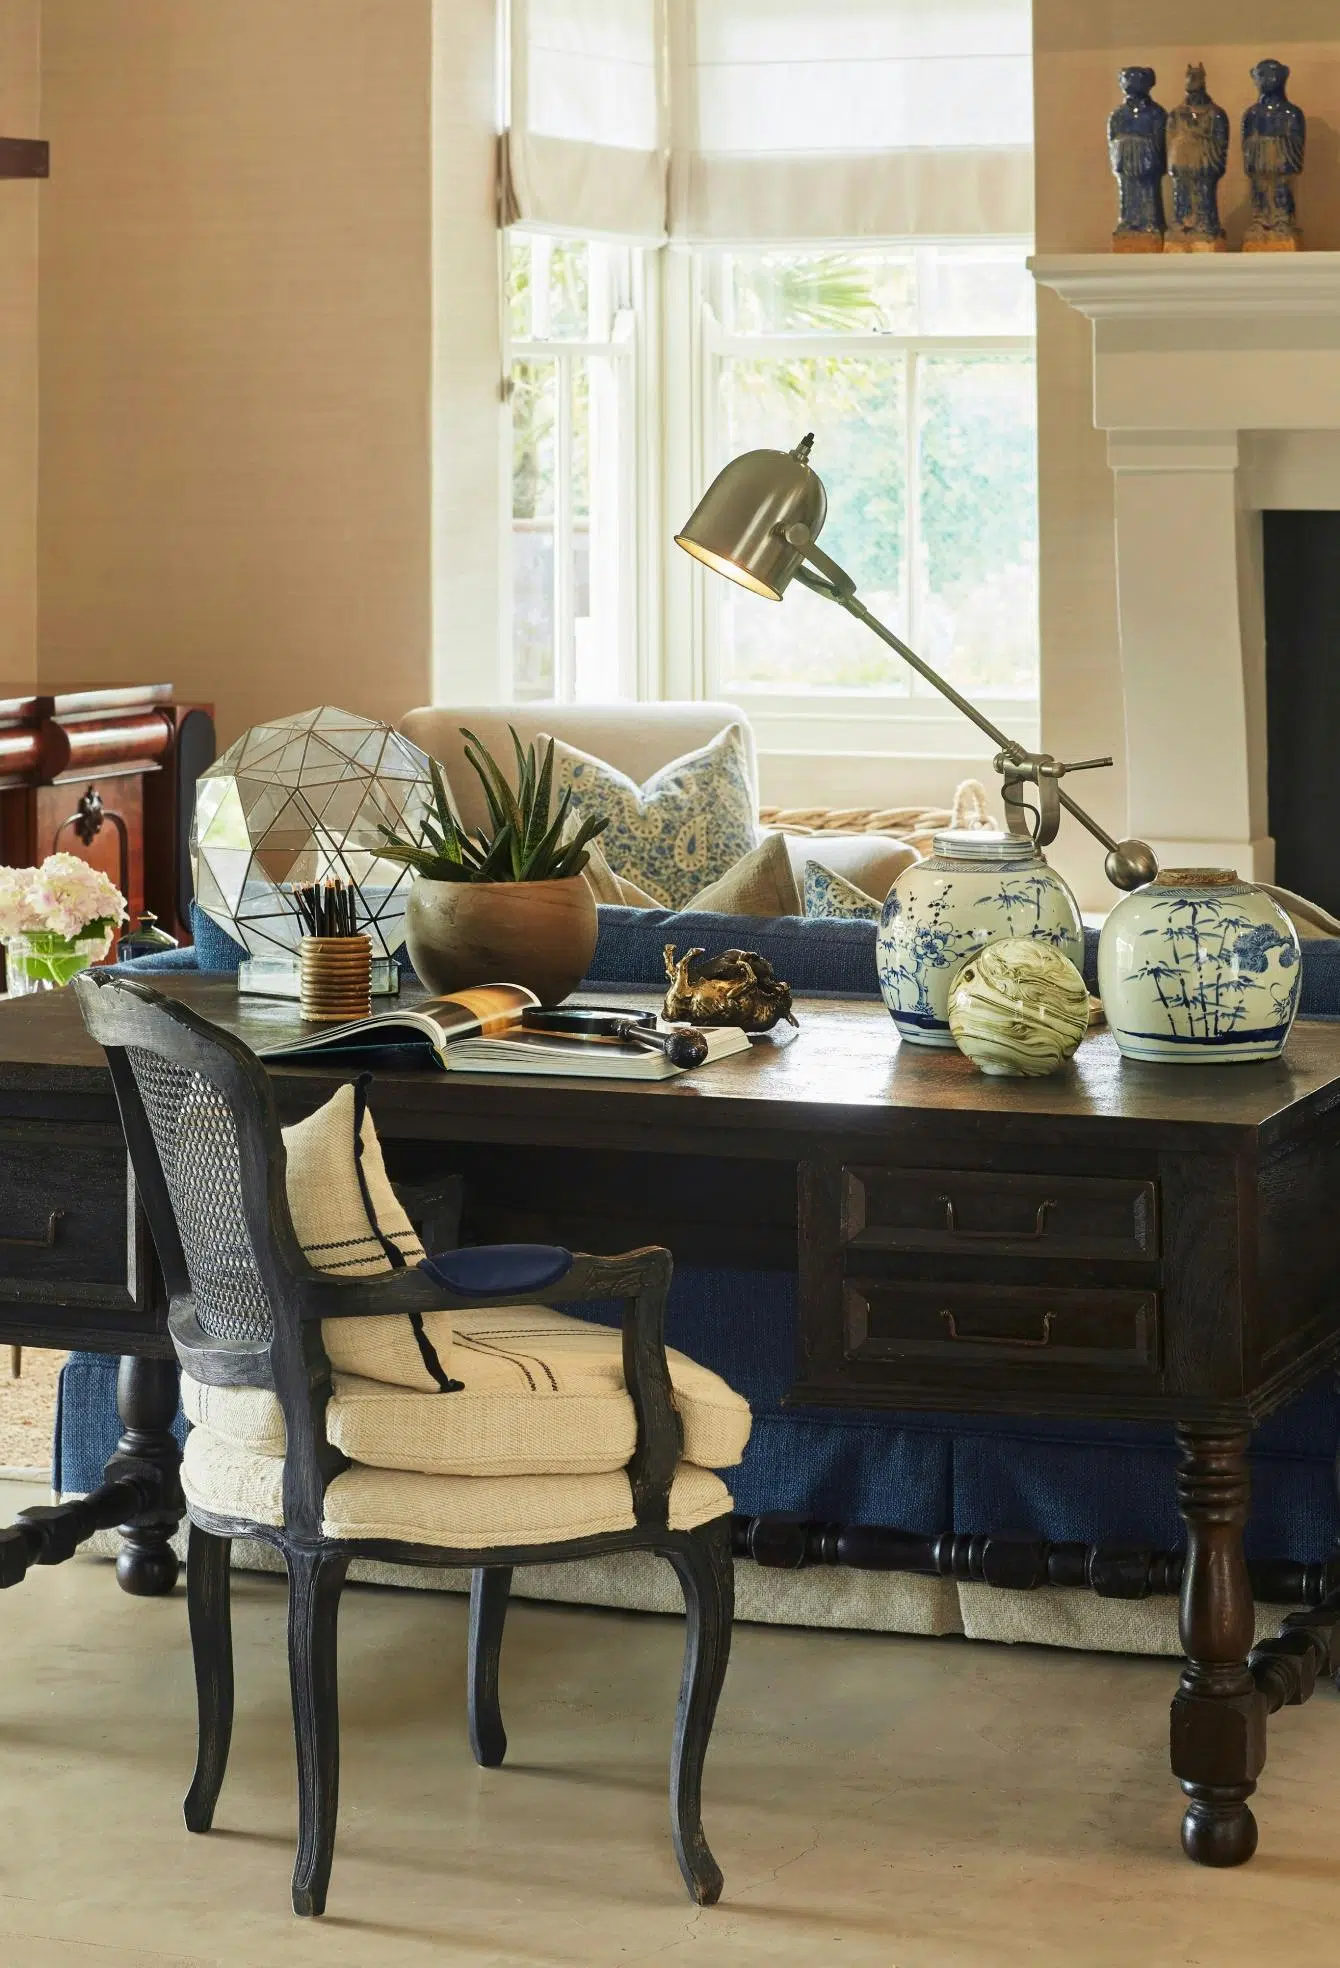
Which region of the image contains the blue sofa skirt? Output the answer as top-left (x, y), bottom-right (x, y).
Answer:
top-left (52, 903), bottom-right (1340, 1564)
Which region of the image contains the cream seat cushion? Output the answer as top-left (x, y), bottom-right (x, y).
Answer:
top-left (181, 1428), bottom-right (731, 1548)
top-left (182, 1304), bottom-right (752, 1477)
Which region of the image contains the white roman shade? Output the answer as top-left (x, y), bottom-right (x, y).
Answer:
top-left (502, 0), bottom-right (667, 241)
top-left (667, 0), bottom-right (1034, 242)
top-left (502, 0), bottom-right (1034, 244)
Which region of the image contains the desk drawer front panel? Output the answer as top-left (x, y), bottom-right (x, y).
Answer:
top-left (843, 1167), bottom-right (1158, 1261)
top-left (844, 1280), bottom-right (1159, 1375)
top-left (0, 1126), bottom-right (138, 1300)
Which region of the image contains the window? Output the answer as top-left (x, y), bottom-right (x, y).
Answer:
top-left (503, 232), bottom-right (1039, 754)
top-left (504, 232), bottom-right (640, 702)
top-left (698, 242), bottom-right (1039, 752)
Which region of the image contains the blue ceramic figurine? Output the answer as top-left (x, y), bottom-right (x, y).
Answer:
top-left (1242, 58), bottom-right (1305, 250)
top-left (1108, 67), bottom-right (1166, 252)
top-left (1165, 63), bottom-right (1228, 251)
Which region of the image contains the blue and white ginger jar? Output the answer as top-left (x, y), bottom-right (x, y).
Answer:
top-left (1098, 868), bottom-right (1300, 1064)
top-left (878, 830), bottom-right (1084, 1048)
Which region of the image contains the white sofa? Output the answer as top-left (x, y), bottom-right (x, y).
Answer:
top-left (397, 701), bottom-right (922, 902)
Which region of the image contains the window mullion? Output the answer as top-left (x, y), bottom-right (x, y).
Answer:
top-left (905, 346), bottom-right (920, 693)
top-left (554, 351), bottom-right (575, 701)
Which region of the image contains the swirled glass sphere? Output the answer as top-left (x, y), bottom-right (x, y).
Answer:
top-left (947, 939), bottom-right (1090, 1077)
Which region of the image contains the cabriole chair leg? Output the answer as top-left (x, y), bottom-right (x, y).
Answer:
top-left (468, 1565), bottom-right (513, 1768)
top-left (183, 1525), bottom-right (234, 1834)
top-left (286, 1546), bottom-right (350, 1918)
top-left (664, 1517), bottom-right (734, 1905)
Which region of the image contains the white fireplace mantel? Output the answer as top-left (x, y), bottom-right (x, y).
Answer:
top-left (1031, 253), bottom-right (1340, 881)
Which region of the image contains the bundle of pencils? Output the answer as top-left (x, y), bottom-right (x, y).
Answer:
top-left (291, 879), bottom-right (360, 938)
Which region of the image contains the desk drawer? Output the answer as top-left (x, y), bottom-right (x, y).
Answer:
top-left (842, 1167), bottom-right (1158, 1261)
top-left (844, 1279), bottom-right (1159, 1376)
top-left (0, 1124), bottom-right (136, 1299)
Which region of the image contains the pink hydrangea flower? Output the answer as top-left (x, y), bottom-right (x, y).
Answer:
top-left (0, 865), bottom-right (44, 939)
top-left (0, 853), bottom-right (126, 951)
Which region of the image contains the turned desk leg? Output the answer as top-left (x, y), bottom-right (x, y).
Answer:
top-left (110, 1356), bottom-right (183, 1597)
top-left (1171, 1424), bottom-right (1267, 1866)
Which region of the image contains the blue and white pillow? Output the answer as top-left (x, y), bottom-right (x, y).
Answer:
top-left (545, 724), bottom-right (757, 910)
top-left (803, 860), bottom-right (882, 922)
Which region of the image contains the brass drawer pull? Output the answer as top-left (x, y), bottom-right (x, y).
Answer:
top-left (939, 1196), bottom-right (1056, 1241)
top-left (0, 1210), bottom-right (63, 1250)
top-left (940, 1308), bottom-right (1055, 1349)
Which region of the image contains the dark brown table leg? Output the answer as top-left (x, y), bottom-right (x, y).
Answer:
top-left (110, 1355), bottom-right (183, 1596)
top-left (1171, 1423), bottom-right (1268, 1865)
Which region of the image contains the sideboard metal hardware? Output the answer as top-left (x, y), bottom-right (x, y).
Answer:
top-left (940, 1308), bottom-right (1055, 1349)
top-left (938, 1196), bottom-right (1057, 1241)
top-left (0, 1211), bottom-right (63, 1250)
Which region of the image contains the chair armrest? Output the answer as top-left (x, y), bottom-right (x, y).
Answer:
top-left (421, 1244), bottom-right (572, 1297)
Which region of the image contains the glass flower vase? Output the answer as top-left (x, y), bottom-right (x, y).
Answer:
top-left (4, 930), bottom-right (105, 995)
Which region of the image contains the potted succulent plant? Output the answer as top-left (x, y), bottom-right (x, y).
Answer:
top-left (378, 728), bottom-right (608, 1005)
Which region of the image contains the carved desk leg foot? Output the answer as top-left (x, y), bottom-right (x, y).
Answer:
top-left (111, 1356), bottom-right (183, 1597)
top-left (1172, 1424), bottom-right (1267, 1866)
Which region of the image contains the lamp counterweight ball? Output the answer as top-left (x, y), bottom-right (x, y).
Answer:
top-left (675, 435), bottom-right (1157, 895)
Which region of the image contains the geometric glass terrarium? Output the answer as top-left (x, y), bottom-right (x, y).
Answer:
top-left (191, 708), bottom-right (435, 994)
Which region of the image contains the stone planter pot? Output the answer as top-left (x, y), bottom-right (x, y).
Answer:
top-left (877, 830), bottom-right (1084, 1048)
top-left (404, 875), bottom-right (598, 1007)
top-left (1098, 868), bottom-right (1301, 1063)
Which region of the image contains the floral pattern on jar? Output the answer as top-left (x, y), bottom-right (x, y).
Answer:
top-left (877, 831), bottom-right (1084, 1048)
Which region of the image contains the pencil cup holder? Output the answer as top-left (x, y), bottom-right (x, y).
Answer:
top-left (299, 935), bottom-right (372, 1022)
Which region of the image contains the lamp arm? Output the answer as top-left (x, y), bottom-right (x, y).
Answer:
top-left (790, 552), bottom-right (1156, 890)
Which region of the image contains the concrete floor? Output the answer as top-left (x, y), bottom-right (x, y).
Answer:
top-left (0, 1482), bottom-right (1337, 1967)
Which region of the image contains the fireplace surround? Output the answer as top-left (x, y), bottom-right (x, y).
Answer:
top-left (1032, 253), bottom-right (1340, 888)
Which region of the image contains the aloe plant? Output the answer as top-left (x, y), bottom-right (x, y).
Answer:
top-left (378, 727), bottom-right (608, 884)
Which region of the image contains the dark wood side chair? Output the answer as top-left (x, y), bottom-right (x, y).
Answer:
top-left (75, 972), bottom-right (736, 1916)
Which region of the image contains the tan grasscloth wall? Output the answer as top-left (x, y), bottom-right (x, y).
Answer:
top-left (0, 0), bottom-right (40, 688)
top-left (1035, 1), bottom-right (1340, 906)
top-left (32, 0), bottom-right (501, 751)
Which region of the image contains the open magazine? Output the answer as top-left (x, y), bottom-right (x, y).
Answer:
top-left (258, 983), bottom-right (751, 1080)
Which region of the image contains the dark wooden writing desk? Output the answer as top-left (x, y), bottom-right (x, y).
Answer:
top-left (2, 974), bottom-right (1340, 1868)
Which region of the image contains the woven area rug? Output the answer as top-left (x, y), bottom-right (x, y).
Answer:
top-left (0, 1348), bottom-right (64, 1474)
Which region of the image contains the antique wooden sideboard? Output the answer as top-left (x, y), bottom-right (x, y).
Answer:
top-left (0, 683), bottom-right (213, 939)
top-left (1, 975), bottom-right (1339, 1870)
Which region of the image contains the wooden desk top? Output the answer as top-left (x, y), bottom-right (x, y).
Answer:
top-left (3, 974), bottom-right (1340, 1155)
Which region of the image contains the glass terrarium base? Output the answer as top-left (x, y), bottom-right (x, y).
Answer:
top-left (238, 952), bottom-right (400, 1000)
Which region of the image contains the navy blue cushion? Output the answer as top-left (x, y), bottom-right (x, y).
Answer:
top-left (421, 1243), bottom-right (573, 1296)
top-left (588, 905), bottom-right (882, 995)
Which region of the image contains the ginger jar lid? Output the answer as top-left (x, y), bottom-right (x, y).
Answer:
top-left (930, 828), bottom-right (1043, 865)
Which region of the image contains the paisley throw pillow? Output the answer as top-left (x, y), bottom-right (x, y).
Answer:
top-left (804, 860), bottom-right (882, 922)
top-left (544, 724), bottom-right (757, 909)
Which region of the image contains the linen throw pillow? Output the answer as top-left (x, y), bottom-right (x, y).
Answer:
top-left (283, 1082), bottom-right (456, 1393)
top-left (687, 831), bottom-right (801, 917)
top-left (545, 723), bottom-right (757, 909)
top-left (804, 860), bottom-right (883, 922)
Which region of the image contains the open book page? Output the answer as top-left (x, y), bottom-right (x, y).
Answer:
top-left (446, 1023), bottom-right (752, 1080)
top-left (258, 983), bottom-right (539, 1062)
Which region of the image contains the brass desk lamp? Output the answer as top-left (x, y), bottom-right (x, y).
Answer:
top-left (676, 434), bottom-right (1157, 892)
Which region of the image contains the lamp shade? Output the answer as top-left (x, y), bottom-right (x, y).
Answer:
top-left (675, 434), bottom-right (826, 600)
